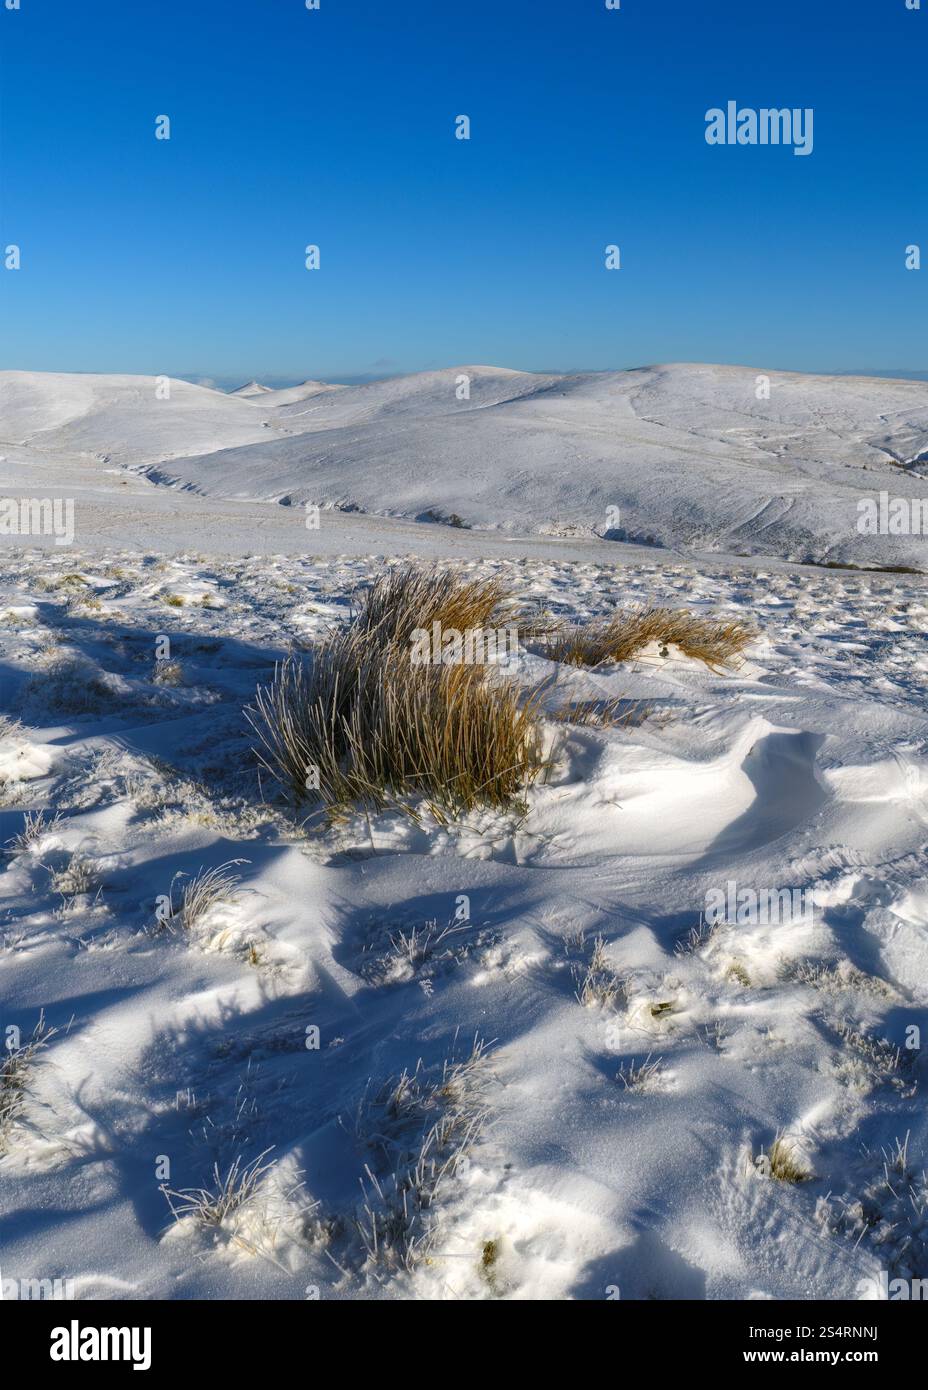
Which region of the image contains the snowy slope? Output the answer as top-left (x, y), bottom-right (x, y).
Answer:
top-left (4, 363), bottom-right (927, 568)
top-left (155, 363), bottom-right (928, 568)
top-left (0, 372), bottom-right (273, 468)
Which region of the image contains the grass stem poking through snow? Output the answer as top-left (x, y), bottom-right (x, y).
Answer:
top-left (159, 1148), bottom-right (276, 1226)
top-left (616, 1053), bottom-right (665, 1092)
top-left (5, 809), bottom-right (63, 855)
top-left (573, 934), bottom-right (626, 1009)
top-left (351, 1033), bottom-right (492, 1272)
top-left (551, 695), bottom-right (652, 729)
top-left (388, 919), bottom-right (468, 971)
top-left (673, 915), bottom-right (719, 957)
top-left (0, 714), bottom-right (24, 742)
top-left (50, 852), bottom-right (100, 898)
top-left (159, 860), bottom-right (247, 935)
top-left (0, 1012), bottom-right (57, 1151)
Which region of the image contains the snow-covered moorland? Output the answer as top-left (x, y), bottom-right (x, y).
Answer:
top-left (3, 362), bottom-right (928, 569)
top-left (1, 544), bottom-right (927, 1301)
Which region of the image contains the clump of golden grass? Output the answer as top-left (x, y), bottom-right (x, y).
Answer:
top-left (726, 960), bottom-right (752, 988)
top-left (248, 566), bottom-right (547, 820)
top-left (547, 606), bottom-right (753, 671)
top-left (350, 566), bottom-right (511, 644)
top-left (754, 1130), bottom-right (811, 1183)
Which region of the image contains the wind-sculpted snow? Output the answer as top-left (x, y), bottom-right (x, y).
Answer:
top-left (1, 550), bottom-right (926, 1299)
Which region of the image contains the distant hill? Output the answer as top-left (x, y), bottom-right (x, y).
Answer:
top-left (3, 363), bottom-right (927, 568)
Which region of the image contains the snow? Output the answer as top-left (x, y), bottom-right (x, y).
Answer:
top-left (3, 362), bottom-right (927, 566)
top-left (0, 365), bottom-right (927, 1301)
top-left (0, 371), bottom-right (275, 474)
top-left (230, 382), bottom-right (275, 398)
top-left (0, 541), bottom-right (926, 1300)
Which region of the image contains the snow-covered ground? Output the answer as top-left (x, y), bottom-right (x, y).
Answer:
top-left (1, 544), bottom-right (926, 1301)
top-left (1, 364), bottom-right (926, 1302)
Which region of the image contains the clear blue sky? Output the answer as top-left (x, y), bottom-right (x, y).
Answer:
top-left (1, 0), bottom-right (926, 385)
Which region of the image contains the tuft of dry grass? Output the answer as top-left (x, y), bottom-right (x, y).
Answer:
top-left (153, 659), bottom-right (184, 687)
top-left (726, 960), bottom-right (752, 988)
top-left (0, 1012), bottom-right (57, 1151)
top-left (754, 1130), bottom-right (811, 1183)
top-left (0, 714), bottom-right (24, 741)
top-left (832, 1018), bottom-right (909, 1084)
top-left (50, 853), bottom-right (100, 898)
top-left (157, 860), bottom-right (246, 935)
top-left (388, 920), bottom-right (468, 971)
top-left (547, 606), bottom-right (753, 671)
top-left (674, 916), bottom-right (719, 957)
top-left (160, 1149), bottom-right (277, 1227)
top-left (573, 934), bottom-right (626, 1009)
top-left (28, 657), bottom-right (120, 715)
top-left (248, 566), bottom-right (547, 820)
top-left (551, 696), bottom-right (651, 729)
top-left (787, 960), bottom-right (894, 999)
top-left (353, 1034), bottom-right (492, 1271)
top-left (481, 1237), bottom-right (500, 1276)
top-left (350, 565), bottom-right (512, 646)
top-left (616, 1053), bottom-right (665, 1092)
top-left (5, 809), bottom-right (63, 855)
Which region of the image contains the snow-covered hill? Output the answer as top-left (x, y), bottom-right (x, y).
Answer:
top-left (3, 363), bottom-right (927, 568)
top-left (0, 371), bottom-right (272, 468)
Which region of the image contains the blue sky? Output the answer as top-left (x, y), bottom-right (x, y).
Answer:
top-left (1, 0), bottom-right (925, 385)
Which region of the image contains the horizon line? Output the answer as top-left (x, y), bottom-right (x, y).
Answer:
top-left (3, 361), bottom-right (928, 391)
